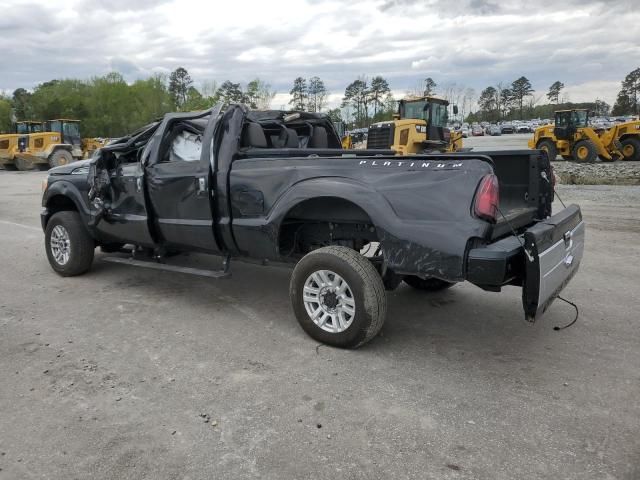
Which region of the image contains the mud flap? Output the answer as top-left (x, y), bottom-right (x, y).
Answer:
top-left (522, 204), bottom-right (585, 321)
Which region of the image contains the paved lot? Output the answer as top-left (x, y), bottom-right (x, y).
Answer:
top-left (0, 166), bottom-right (639, 479)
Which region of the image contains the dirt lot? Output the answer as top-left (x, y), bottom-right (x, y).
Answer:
top-left (0, 168), bottom-right (639, 480)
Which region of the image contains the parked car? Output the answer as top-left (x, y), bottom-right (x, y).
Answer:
top-left (40, 105), bottom-right (585, 349)
top-left (489, 124), bottom-right (501, 136)
top-left (461, 127), bottom-right (469, 138)
top-left (500, 123), bottom-right (515, 134)
top-left (516, 123), bottom-right (531, 134)
top-left (471, 125), bottom-right (484, 136)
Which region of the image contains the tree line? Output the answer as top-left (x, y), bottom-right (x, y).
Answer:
top-left (2, 66), bottom-right (638, 136)
top-left (472, 67), bottom-right (639, 123)
top-left (2, 68), bottom-right (276, 137)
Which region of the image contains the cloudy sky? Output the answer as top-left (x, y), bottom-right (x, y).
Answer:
top-left (2, 0), bottom-right (639, 108)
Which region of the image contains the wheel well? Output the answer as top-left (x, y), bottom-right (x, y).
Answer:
top-left (619, 134), bottom-right (640, 142)
top-left (278, 197), bottom-right (378, 257)
top-left (45, 195), bottom-right (78, 225)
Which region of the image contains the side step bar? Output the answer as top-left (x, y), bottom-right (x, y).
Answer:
top-left (102, 255), bottom-right (231, 279)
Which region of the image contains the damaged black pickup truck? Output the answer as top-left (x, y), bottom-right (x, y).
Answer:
top-left (41, 105), bottom-right (585, 348)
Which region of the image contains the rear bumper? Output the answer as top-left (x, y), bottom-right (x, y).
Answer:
top-left (466, 204), bottom-right (585, 321)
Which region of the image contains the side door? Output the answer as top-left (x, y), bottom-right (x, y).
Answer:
top-left (144, 107), bottom-right (222, 253)
top-left (95, 157), bottom-right (156, 247)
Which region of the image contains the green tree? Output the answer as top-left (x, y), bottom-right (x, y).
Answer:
top-left (289, 77), bottom-right (308, 110)
top-left (342, 78), bottom-right (370, 128)
top-left (245, 78), bottom-right (276, 109)
top-left (423, 77), bottom-right (437, 96)
top-left (510, 76), bottom-right (534, 119)
top-left (369, 76), bottom-right (390, 118)
top-left (478, 86), bottom-right (498, 121)
top-left (0, 96), bottom-right (12, 132)
top-left (12, 88), bottom-right (33, 120)
top-left (168, 67), bottom-right (193, 109)
top-left (307, 76), bottom-right (327, 112)
top-left (547, 81), bottom-right (564, 104)
top-left (217, 81), bottom-right (244, 107)
top-left (612, 67), bottom-right (640, 115)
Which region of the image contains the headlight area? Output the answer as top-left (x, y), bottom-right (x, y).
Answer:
top-left (41, 178), bottom-right (49, 193)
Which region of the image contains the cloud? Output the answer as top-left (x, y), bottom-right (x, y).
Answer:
top-left (0, 0), bottom-right (638, 108)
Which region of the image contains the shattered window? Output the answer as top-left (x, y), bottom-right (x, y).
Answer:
top-left (170, 131), bottom-right (202, 162)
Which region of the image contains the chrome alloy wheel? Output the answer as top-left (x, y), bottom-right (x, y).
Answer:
top-left (50, 225), bottom-right (71, 265)
top-left (303, 270), bottom-right (356, 333)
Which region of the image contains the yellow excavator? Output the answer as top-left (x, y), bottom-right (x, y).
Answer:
top-left (529, 109), bottom-right (640, 162)
top-left (367, 96), bottom-right (464, 154)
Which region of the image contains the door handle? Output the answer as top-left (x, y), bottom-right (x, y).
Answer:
top-left (136, 177), bottom-right (142, 192)
top-left (197, 177), bottom-right (206, 195)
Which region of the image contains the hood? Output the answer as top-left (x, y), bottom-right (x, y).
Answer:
top-left (49, 158), bottom-right (94, 175)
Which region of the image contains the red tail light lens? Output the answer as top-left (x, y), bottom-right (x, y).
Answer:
top-left (474, 174), bottom-right (499, 223)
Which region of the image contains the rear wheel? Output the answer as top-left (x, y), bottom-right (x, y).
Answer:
top-left (14, 156), bottom-right (34, 171)
top-left (572, 140), bottom-right (597, 163)
top-left (290, 246), bottom-right (386, 349)
top-left (620, 137), bottom-right (640, 161)
top-left (45, 211), bottom-right (95, 276)
top-left (537, 139), bottom-right (558, 161)
top-left (49, 150), bottom-right (73, 168)
top-left (403, 276), bottom-right (456, 291)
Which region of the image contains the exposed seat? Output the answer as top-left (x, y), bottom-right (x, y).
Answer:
top-left (241, 123), bottom-right (268, 148)
top-left (308, 126), bottom-right (328, 148)
top-left (272, 128), bottom-right (299, 148)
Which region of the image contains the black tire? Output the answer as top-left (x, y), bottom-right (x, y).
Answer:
top-left (14, 156), bottom-right (34, 171)
top-left (620, 137), bottom-right (640, 162)
top-left (572, 140), bottom-right (597, 162)
top-left (45, 211), bottom-right (95, 276)
top-left (2, 163), bottom-right (18, 171)
top-left (536, 139), bottom-right (558, 161)
top-left (290, 246), bottom-right (386, 349)
top-left (403, 276), bottom-right (456, 291)
top-left (48, 149), bottom-right (73, 168)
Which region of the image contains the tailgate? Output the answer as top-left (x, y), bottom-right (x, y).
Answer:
top-left (522, 204), bottom-right (585, 321)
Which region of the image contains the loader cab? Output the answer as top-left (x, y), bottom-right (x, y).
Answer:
top-left (398, 97), bottom-right (449, 142)
top-left (44, 119), bottom-right (82, 147)
top-left (15, 121), bottom-right (43, 134)
top-left (554, 109), bottom-right (589, 140)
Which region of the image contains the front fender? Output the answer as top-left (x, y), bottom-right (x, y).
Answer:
top-left (41, 179), bottom-right (92, 231)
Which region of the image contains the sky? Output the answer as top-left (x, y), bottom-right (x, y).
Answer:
top-left (1, 0), bottom-right (639, 109)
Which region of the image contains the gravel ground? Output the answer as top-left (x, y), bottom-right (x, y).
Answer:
top-left (0, 169), bottom-right (639, 480)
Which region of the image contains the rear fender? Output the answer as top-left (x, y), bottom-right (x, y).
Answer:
top-left (268, 176), bottom-right (487, 280)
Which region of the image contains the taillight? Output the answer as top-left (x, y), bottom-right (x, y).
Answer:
top-left (474, 174), bottom-right (499, 223)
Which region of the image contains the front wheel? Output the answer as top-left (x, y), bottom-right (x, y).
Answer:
top-left (537, 139), bottom-right (558, 161)
top-left (572, 140), bottom-right (597, 162)
top-left (290, 246), bottom-right (386, 349)
top-left (620, 137), bottom-right (640, 161)
top-left (49, 150), bottom-right (73, 168)
top-left (45, 211), bottom-right (95, 276)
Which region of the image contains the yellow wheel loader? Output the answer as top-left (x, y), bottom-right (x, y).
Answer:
top-left (367, 96), bottom-right (464, 154)
top-left (0, 122), bottom-right (43, 169)
top-left (81, 137), bottom-right (111, 159)
top-left (528, 109), bottom-right (632, 162)
top-left (15, 119), bottom-right (83, 170)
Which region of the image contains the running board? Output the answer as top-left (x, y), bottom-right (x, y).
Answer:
top-left (102, 256), bottom-right (231, 279)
